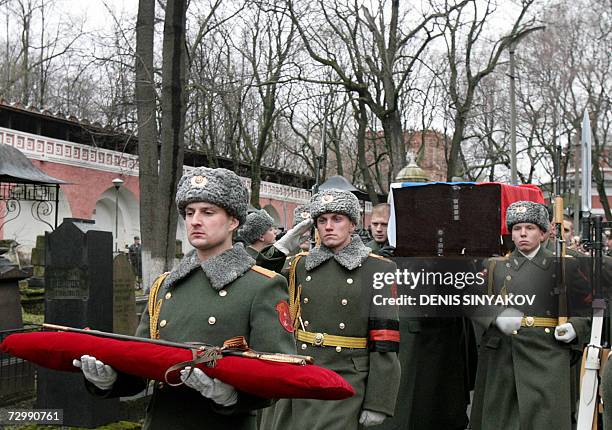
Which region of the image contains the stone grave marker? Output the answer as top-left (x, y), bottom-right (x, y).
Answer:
top-left (36, 218), bottom-right (119, 427)
top-left (113, 253), bottom-right (137, 335)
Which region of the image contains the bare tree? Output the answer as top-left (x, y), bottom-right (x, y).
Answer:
top-left (517, 0), bottom-right (611, 216)
top-left (133, 0), bottom-right (188, 285)
top-left (438, 0), bottom-right (539, 180)
top-left (135, 0), bottom-right (162, 285)
top-left (231, 2), bottom-right (296, 207)
top-left (285, 0), bottom-right (470, 191)
top-left (1, 0), bottom-right (84, 106)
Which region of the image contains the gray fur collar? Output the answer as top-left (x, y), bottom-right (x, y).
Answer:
top-left (163, 243), bottom-right (255, 290)
top-left (305, 235), bottom-right (371, 271)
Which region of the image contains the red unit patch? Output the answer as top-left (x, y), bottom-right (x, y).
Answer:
top-left (275, 301), bottom-right (294, 333)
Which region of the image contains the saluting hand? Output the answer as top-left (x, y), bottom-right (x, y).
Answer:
top-left (274, 218), bottom-right (313, 255)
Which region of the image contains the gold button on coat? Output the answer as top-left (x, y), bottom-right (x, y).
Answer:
top-left (219, 290), bottom-right (227, 297)
top-left (303, 297), bottom-right (309, 304)
top-left (525, 316), bottom-right (535, 327)
top-left (512, 330), bottom-right (518, 335)
top-left (165, 292), bottom-right (172, 300)
top-left (304, 320), bottom-right (309, 327)
top-left (301, 343), bottom-right (307, 350)
top-left (506, 275), bottom-right (512, 281)
top-left (335, 346), bottom-right (342, 352)
top-left (341, 299), bottom-right (348, 306)
top-left (346, 278), bottom-right (353, 284)
top-left (339, 323), bottom-right (345, 329)
top-left (545, 328), bottom-right (551, 334)
top-left (208, 316), bottom-right (216, 325)
top-left (159, 320), bottom-right (167, 327)
top-left (305, 275), bottom-right (312, 282)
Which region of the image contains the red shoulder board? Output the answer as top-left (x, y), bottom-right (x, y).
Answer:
top-left (275, 300), bottom-right (294, 333)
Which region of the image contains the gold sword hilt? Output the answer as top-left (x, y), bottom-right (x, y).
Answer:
top-left (240, 350), bottom-right (314, 365)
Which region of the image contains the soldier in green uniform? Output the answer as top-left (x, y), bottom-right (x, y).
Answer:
top-left (262, 189), bottom-right (401, 429)
top-left (470, 201), bottom-right (589, 430)
top-left (237, 209), bottom-right (278, 259)
top-left (366, 203), bottom-right (394, 257)
top-left (74, 167), bottom-right (296, 430)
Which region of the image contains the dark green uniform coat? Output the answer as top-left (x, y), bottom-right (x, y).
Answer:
top-left (372, 317), bottom-right (474, 430)
top-left (90, 244), bottom-right (296, 430)
top-left (261, 236), bottom-right (401, 430)
top-left (470, 246), bottom-right (589, 430)
top-left (367, 243), bottom-right (474, 430)
top-left (366, 239), bottom-right (395, 258)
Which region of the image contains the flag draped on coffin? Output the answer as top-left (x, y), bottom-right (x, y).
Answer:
top-left (388, 182), bottom-right (545, 256)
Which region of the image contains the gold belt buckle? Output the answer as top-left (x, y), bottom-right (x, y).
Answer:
top-left (525, 316), bottom-right (535, 327)
top-left (313, 333), bottom-right (325, 346)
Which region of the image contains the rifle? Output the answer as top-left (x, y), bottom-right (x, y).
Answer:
top-left (577, 110), bottom-right (608, 430)
top-left (553, 144), bottom-right (568, 326)
top-left (42, 323), bottom-right (314, 365)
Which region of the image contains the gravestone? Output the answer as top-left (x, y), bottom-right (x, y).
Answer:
top-left (0, 248), bottom-right (34, 401)
top-left (36, 218), bottom-right (119, 427)
top-left (113, 253), bottom-right (137, 335)
top-left (27, 235), bottom-right (46, 289)
top-left (0, 251), bottom-right (27, 330)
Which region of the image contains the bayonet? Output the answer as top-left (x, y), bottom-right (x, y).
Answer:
top-left (581, 110), bottom-right (592, 214)
top-left (577, 110), bottom-right (606, 430)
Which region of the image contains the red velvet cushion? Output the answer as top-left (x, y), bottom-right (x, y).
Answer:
top-left (1, 332), bottom-right (354, 400)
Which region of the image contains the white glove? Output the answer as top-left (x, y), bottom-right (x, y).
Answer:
top-left (274, 218), bottom-right (313, 255)
top-left (180, 367), bottom-right (238, 407)
top-left (359, 409), bottom-right (386, 426)
top-left (555, 323), bottom-right (577, 343)
top-left (72, 355), bottom-right (117, 390)
top-left (494, 308), bottom-right (523, 336)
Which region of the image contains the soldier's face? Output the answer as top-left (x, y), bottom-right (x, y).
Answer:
top-left (185, 202), bottom-right (239, 252)
top-left (511, 222), bottom-right (545, 253)
top-left (259, 227), bottom-right (277, 246)
top-left (370, 213), bottom-right (389, 243)
top-left (562, 220), bottom-right (573, 243)
top-left (316, 213), bottom-right (355, 251)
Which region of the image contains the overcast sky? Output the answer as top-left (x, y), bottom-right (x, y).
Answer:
top-left (54, 0), bottom-right (139, 31)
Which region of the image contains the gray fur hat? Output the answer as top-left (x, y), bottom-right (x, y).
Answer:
top-left (175, 167), bottom-right (248, 224)
top-left (506, 200), bottom-right (549, 232)
top-left (310, 189), bottom-right (360, 224)
top-left (239, 209), bottom-right (275, 244)
top-left (292, 204), bottom-right (311, 228)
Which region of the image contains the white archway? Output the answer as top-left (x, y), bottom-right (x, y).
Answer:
top-left (93, 187), bottom-right (139, 252)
